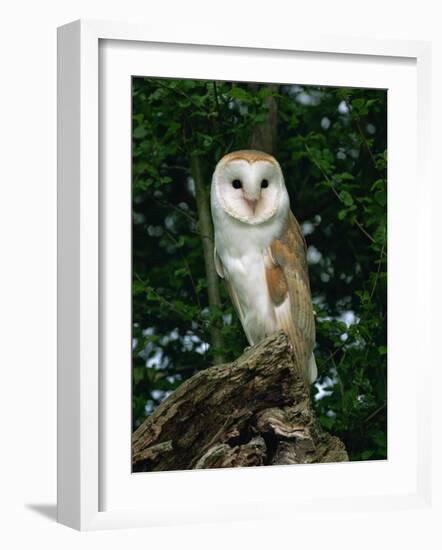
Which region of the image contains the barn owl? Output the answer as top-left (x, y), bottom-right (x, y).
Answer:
top-left (210, 150), bottom-right (317, 384)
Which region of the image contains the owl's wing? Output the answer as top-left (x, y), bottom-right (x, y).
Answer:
top-left (265, 211), bottom-right (315, 369)
top-left (214, 247), bottom-right (253, 344)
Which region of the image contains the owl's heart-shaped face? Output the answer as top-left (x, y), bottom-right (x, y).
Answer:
top-left (212, 151), bottom-right (286, 225)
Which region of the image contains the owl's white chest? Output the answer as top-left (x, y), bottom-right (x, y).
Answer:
top-left (214, 218), bottom-right (282, 344)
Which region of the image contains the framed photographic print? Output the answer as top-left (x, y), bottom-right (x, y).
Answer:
top-left (57, 19), bottom-right (432, 530)
top-left (130, 76), bottom-right (385, 473)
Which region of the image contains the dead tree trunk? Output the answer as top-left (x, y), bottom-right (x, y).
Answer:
top-left (132, 332), bottom-right (348, 471)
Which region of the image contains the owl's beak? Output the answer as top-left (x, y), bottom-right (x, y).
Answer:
top-left (245, 198), bottom-right (258, 214)
top-left (245, 199), bottom-right (258, 213)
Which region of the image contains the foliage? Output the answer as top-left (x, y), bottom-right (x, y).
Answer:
top-left (132, 77), bottom-right (387, 461)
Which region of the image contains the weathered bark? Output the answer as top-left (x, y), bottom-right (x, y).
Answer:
top-left (132, 331), bottom-right (348, 472)
top-left (190, 154), bottom-right (224, 363)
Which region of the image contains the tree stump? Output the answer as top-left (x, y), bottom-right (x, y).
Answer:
top-left (132, 331), bottom-right (348, 471)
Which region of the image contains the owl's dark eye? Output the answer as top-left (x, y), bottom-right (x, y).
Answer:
top-left (261, 179), bottom-right (269, 188)
top-left (232, 179), bottom-right (242, 189)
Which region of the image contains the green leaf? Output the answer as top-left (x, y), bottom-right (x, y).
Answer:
top-left (229, 87), bottom-right (252, 102)
top-left (360, 449), bottom-right (375, 460)
top-left (133, 126), bottom-right (147, 139)
top-left (339, 190), bottom-right (354, 206)
top-left (338, 209), bottom-right (347, 220)
top-left (375, 190), bottom-right (387, 207)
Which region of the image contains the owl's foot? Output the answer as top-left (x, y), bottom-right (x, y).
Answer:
top-left (243, 345), bottom-right (252, 353)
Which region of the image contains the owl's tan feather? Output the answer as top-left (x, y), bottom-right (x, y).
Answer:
top-left (265, 211), bottom-right (315, 374)
top-left (217, 149), bottom-right (279, 166)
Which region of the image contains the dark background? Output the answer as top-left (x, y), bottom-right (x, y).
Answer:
top-left (132, 78), bottom-right (387, 461)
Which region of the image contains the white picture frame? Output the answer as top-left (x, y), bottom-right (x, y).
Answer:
top-left (57, 19), bottom-right (433, 531)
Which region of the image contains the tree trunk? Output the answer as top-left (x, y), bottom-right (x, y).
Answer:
top-left (190, 154), bottom-right (225, 364)
top-left (132, 331), bottom-right (348, 472)
top-left (249, 84), bottom-right (279, 154)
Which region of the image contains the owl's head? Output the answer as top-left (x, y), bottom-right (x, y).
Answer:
top-left (211, 150), bottom-right (289, 225)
